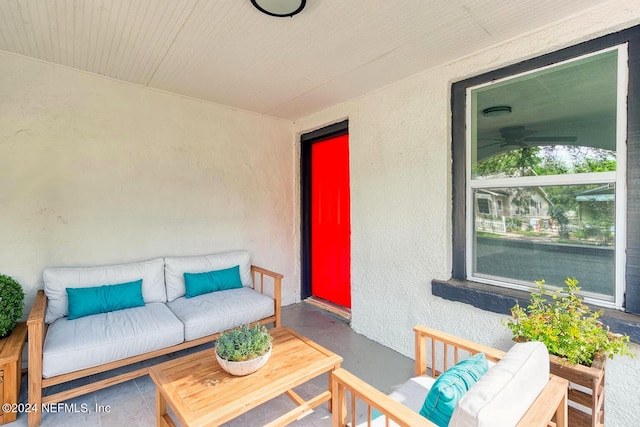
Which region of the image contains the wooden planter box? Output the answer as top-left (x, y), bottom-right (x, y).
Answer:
top-left (549, 354), bottom-right (605, 427)
top-left (0, 322), bottom-right (27, 425)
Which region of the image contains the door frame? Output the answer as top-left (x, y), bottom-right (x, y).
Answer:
top-left (300, 119), bottom-right (349, 300)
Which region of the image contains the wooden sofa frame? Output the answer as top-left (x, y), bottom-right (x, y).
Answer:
top-left (27, 265), bottom-right (282, 427)
top-left (331, 325), bottom-right (569, 427)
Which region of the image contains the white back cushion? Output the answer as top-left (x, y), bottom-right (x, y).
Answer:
top-left (449, 341), bottom-right (550, 427)
top-left (164, 250), bottom-right (252, 301)
top-left (43, 258), bottom-right (166, 324)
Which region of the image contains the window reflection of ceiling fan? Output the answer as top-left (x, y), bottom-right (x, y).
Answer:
top-left (481, 126), bottom-right (578, 148)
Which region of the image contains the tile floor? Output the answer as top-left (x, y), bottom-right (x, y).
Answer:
top-left (11, 302), bottom-right (414, 426)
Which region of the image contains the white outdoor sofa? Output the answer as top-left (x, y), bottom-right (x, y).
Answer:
top-left (27, 250), bottom-right (282, 427)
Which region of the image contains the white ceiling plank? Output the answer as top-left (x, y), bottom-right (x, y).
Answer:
top-left (105, 0), bottom-right (141, 78)
top-left (0, 0), bottom-right (29, 56)
top-left (97, 0), bottom-right (124, 74)
top-left (461, 0), bottom-right (606, 39)
top-left (35, 0), bottom-right (55, 63)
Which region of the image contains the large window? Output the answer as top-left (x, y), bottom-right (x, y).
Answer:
top-left (447, 25), bottom-right (640, 317)
top-left (467, 47), bottom-right (626, 307)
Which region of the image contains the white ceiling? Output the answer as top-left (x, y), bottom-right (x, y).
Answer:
top-left (0, 0), bottom-right (611, 120)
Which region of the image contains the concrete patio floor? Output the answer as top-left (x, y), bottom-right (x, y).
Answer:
top-left (12, 302), bottom-right (414, 426)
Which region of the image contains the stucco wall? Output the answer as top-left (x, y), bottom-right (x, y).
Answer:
top-left (294, 1), bottom-right (640, 424)
top-left (0, 52), bottom-right (297, 312)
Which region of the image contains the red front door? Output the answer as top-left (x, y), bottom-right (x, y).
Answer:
top-left (311, 133), bottom-right (351, 308)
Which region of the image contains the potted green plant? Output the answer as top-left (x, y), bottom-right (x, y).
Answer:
top-left (506, 277), bottom-right (635, 426)
top-left (0, 274), bottom-right (25, 339)
top-left (215, 324), bottom-right (273, 376)
top-left (506, 277), bottom-right (634, 366)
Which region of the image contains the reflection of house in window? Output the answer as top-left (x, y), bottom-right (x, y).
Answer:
top-left (474, 188), bottom-right (550, 219)
top-left (474, 191), bottom-right (507, 233)
top-left (475, 189), bottom-right (508, 218)
top-left (529, 199), bottom-right (543, 215)
top-left (477, 198), bottom-right (491, 214)
top-left (519, 192), bottom-right (550, 218)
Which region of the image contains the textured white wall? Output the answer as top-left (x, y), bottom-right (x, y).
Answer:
top-left (0, 52), bottom-right (297, 312)
top-left (294, 1), bottom-right (640, 424)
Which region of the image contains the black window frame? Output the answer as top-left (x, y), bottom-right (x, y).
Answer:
top-left (433, 25), bottom-right (640, 343)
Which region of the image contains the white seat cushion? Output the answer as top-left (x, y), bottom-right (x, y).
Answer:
top-left (164, 250), bottom-right (253, 301)
top-left (388, 376), bottom-right (435, 413)
top-left (42, 303), bottom-right (184, 378)
top-left (450, 341), bottom-right (550, 427)
top-left (43, 257), bottom-right (166, 323)
top-left (353, 376), bottom-right (433, 427)
top-left (166, 287), bottom-right (274, 341)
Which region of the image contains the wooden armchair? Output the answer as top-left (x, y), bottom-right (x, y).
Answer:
top-left (331, 325), bottom-right (568, 427)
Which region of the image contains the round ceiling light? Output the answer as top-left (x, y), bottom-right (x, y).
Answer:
top-left (482, 106), bottom-right (512, 117)
top-left (251, 0), bottom-right (306, 17)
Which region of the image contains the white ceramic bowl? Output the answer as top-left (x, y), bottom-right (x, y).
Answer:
top-left (215, 345), bottom-right (272, 376)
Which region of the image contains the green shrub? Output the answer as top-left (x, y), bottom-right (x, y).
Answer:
top-left (506, 277), bottom-right (635, 366)
top-left (506, 218), bottom-right (523, 232)
top-left (216, 324), bottom-right (272, 362)
top-left (0, 274), bottom-right (25, 339)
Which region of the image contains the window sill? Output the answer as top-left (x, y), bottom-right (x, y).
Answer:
top-left (431, 278), bottom-right (640, 344)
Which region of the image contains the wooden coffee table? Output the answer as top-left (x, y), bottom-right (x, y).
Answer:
top-left (149, 327), bottom-right (343, 427)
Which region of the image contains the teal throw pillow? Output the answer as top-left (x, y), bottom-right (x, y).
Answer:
top-left (66, 279), bottom-right (145, 320)
top-left (419, 353), bottom-right (489, 427)
top-left (184, 265), bottom-right (243, 298)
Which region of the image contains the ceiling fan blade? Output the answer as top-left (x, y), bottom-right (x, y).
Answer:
top-left (499, 126), bottom-right (537, 140)
top-left (479, 139), bottom-right (529, 149)
top-left (522, 136), bottom-right (577, 142)
top-left (501, 140), bottom-right (528, 148)
top-left (478, 140), bottom-right (510, 149)
top-left (478, 131), bottom-right (577, 150)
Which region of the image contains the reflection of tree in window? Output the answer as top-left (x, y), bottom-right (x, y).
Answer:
top-left (509, 188), bottom-right (533, 217)
top-left (576, 185), bottom-right (615, 246)
top-left (474, 146), bottom-right (616, 178)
